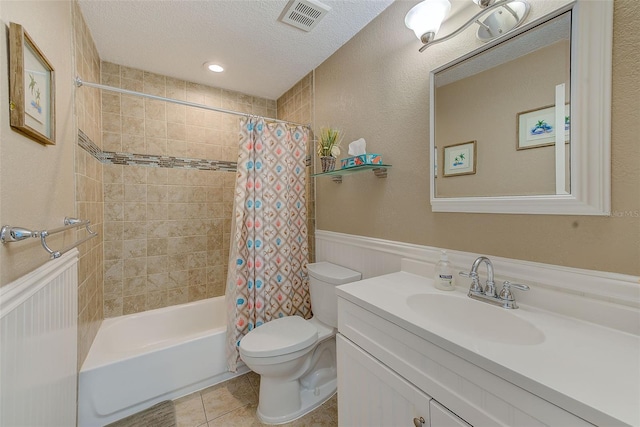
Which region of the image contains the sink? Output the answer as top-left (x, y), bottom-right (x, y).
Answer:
top-left (407, 294), bottom-right (545, 345)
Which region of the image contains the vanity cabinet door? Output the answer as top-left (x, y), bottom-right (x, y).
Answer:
top-left (337, 334), bottom-right (431, 427)
top-left (430, 400), bottom-right (472, 427)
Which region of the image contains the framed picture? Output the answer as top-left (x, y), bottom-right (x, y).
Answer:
top-left (516, 104), bottom-right (570, 150)
top-left (8, 22), bottom-right (55, 146)
top-left (443, 141), bottom-right (476, 177)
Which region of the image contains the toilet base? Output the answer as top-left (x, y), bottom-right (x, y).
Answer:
top-left (256, 378), bottom-right (337, 425)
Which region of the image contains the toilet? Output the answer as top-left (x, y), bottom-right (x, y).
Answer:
top-left (239, 262), bottom-right (361, 424)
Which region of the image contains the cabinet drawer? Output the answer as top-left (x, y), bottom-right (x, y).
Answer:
top-left (338, 298), bottom-right (593, 427)
top-left (431, 400), bottom-right (473, 427)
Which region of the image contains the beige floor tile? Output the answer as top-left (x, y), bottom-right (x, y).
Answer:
top-left (207, 403), bottom-right (262, 427)
top-left (201, 375), bottom-right (258, 420)
top-left (175, 374), bottom-right (337, 427)
top-left (246, 371), bottom-right (260, 394)
top-left (174, 393), bottom-right (207, 427)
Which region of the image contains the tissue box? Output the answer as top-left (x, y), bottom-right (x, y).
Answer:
top-left (340, 154), bottom-right (383, 169)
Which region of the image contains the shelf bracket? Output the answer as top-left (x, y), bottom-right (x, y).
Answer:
top-left (373, 168), bottom-right (388, 178)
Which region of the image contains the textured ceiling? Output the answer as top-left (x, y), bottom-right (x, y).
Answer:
top-left (78, 0), bottom-right (395, 100)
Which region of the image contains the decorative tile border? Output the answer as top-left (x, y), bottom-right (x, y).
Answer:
top-left (78, 130), bottom-right (237, 172)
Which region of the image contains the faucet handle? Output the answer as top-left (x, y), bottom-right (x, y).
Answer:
top-left (499, 281), bottom-right (529, 302)
top-left (503, 281), bottom-right (529, 291)
top-left (460, 271), bottom-right (483, 294)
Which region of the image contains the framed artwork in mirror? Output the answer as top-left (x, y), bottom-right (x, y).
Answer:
top-left (443, 141), bottom-right (476, 177)
top-left (8, 22), bottom-right (56, 146)
top-left (517, 104), bottom-right (570, 150)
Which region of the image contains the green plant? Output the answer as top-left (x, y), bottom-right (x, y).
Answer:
top-left (316, 127), bottom-right (343, 158)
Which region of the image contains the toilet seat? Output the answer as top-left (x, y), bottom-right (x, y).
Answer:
top-left (240, 316), bottom-right (318, 358)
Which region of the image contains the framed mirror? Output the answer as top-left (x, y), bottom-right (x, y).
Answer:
top-left (429, 0), bottom-right (612, 215)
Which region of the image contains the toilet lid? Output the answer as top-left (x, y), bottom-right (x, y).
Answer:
top-left (239, 316), bottom-right (318, 358)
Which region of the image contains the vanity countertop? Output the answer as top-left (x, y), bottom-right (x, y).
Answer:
top-left (336, 271), bottom-right (640, 427)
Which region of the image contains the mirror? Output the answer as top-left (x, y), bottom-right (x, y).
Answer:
top-left (429, 0), bottom-right (612, 215)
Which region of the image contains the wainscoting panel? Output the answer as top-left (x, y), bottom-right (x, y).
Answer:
top-left (316, 230), bottom-right (640, 335)
top-left (0, 250), bottom-right (79, 426)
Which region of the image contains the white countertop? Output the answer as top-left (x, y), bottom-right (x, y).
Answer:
top-left (336, 271), bottom-right (640, 427)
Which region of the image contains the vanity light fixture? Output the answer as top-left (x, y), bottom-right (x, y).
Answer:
top-left (204, 62), bottom-right (224, 73)
top-left (405, 0), bottom-right (530, 52)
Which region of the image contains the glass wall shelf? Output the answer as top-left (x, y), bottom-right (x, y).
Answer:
top-left (312, 164), bottom-right (391, 183)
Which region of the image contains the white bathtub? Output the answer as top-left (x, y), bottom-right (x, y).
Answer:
top-left (78, 296), bottom-right (248, 426)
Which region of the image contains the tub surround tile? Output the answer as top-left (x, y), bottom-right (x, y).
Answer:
top-left (95, 62), bottom-right (304, 319)
top-left (123, 294), bottom-right (146, 315)
top-left (123, 276), bottom-right (146, 296)
top-left (167, 288), bottom-right (189, 306)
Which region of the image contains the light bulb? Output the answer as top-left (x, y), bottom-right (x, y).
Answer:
top-left (405, 0), bottom-right (451, 42)
top-left (204, 62), bottom-right (224, 73)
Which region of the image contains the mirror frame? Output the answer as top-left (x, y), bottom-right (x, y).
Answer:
top-left (429, 0), bottom-right (612, 215)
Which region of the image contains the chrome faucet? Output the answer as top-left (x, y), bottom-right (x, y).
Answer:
top-left (460, 256), bottom-right (529, 309)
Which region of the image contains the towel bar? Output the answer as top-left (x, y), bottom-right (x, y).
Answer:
top-left (1, 217), bottom-right (98, 259)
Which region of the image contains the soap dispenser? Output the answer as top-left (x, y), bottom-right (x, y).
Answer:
top-left (434, 250), bottom-right (455, 291)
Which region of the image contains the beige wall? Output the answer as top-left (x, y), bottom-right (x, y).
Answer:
top-left (314, 0), bottom-right (640, 276)
top-left (73, 1), bottom-right (104, 368)
top-left (0, 1), bottom-right (76, 286)
top-left (100, 63), bottom-right (275, 317)
top-left (277, 73), bottom-right (315, 262)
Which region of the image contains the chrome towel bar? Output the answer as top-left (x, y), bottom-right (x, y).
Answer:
top-left (1, 217), bottom-right (98, 259)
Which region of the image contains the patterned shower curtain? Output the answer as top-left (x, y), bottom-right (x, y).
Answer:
top-left (226, 117), bottom-right (310, 372)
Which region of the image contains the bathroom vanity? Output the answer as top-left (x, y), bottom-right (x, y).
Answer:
top-left (335, 261), bottom-right (639, 426)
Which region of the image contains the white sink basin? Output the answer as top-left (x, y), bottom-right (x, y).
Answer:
top-left (407, 293), bottom-right (545, 345)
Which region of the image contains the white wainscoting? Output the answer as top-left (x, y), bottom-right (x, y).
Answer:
top-left (0, 250), bottom-right (79, 427)
top-left (316, 230), bottom-right (640, 335)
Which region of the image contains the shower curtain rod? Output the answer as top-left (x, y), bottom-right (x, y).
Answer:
top-left (74, 77), bottom-right (310, 128)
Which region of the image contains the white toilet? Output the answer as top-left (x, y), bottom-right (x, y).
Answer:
top-left (239, 262), bottom-right (361, 424)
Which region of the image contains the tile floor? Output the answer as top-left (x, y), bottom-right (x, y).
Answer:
top-left (173, 372), bottom-right (338, 427)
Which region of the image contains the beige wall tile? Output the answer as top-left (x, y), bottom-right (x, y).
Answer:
top-left (147, 203), bottom-right (168, 220)
top-left (124, 202), bottom-right (147, 221)
top-left (123, 276), bottom-right (146, 296)
top-left (168, 122), bottom-right (186, 141)
top-left (102, 132), bottom-right (122, 152)
top-left (104, 296), bottom-right (123, 318)
top-left (102, 92), bottom-right (121, 114)
top-left (121, 95), bottom-right (144, 118)
top-left (147, 238), bottom-right (168, 256)
top-left (147, 255), bottom-right (168, 275)
top-left (123, 294), bottom-right (146, 315)
top-left (123, 239), bottom-right (147, 258)
top-left (121, 66), bottom-right (143, 82)
top-left (147, 185), bottom-right (168, 202)
top-left (122, 116), bottom-right (145, 136)
top-left (124, 184), bottom-right (147, 202)
top-left (102, 112), bottom-right (122, 133)
top-left (147, 168), bottom-right (168, 184)
top-left (124, 221), bottom-right (148, 240)
top-left (124, 258), bottom-right (147, 278)
top-left (147, 273), bottom-right (169, 292)
top-left (146, 137), bottom-right (168, 155)
top-left (146, 291), bottom-right (167, 310)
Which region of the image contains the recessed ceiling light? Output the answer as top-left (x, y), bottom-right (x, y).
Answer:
top-left (204, 62), bottom-right (224, 73)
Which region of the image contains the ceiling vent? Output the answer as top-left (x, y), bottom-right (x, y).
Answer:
top-left (279, 0), bottom-right (331, 32)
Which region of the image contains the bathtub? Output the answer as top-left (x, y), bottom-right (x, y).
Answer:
top-left (78, 296), bottom-right (248, 426)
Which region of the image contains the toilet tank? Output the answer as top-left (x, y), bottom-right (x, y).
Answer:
top-left (307, 262), bottom-right (361, 328)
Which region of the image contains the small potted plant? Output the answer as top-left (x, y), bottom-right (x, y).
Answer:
top-left (317, 127), bottom-right (343, 172)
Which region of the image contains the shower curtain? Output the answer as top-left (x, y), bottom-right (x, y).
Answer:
top-left (226, 117), bottom-right (310, 372)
